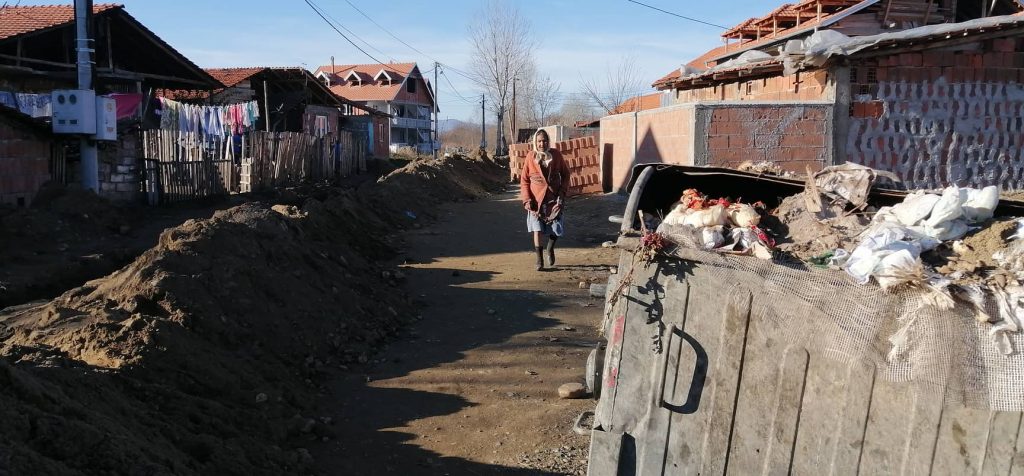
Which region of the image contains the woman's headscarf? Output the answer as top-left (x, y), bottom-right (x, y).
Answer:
top-left (533, 130), bottom-right (551, 166)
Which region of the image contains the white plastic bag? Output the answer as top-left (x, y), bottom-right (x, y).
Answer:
top-left (891, 192), bottom-right (941, 226)
top-left (700, 226), bottom-right (725, 249)
top-left (681, 204), bottom-right (728, 228)
top-left (962, 186), bottom-right (999, 223)
top-left (727, 203), bottom-right (761, 228)
top-left (924, 186), bottom-right (966, 228)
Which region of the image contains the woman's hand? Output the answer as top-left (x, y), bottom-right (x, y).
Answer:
top-left (524, 200), bottom-right (537, 212)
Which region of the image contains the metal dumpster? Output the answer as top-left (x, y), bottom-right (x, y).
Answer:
top-left (587, 165), bottom-right (1024, 475)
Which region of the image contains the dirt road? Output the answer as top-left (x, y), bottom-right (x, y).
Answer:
top-left (310, 187), bottom-right (625, 475)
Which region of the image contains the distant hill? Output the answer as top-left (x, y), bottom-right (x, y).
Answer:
top-left (438, 119), bottom-right (471, 134)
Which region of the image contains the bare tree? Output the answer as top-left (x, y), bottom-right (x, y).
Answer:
top-left (523, 74), bottom-right (561, 128)
top-left (468, 0), bottom-right (535, 155)
top-left (580, 55), bottom-right (647, 114)
top-left (555, 93), bottom-right (600, 127)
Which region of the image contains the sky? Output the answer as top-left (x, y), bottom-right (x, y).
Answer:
top-left (22, 0), bottom-right (782, 121)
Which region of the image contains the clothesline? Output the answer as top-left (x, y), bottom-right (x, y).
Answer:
top-left (157, 97), bottom-right (260, 137)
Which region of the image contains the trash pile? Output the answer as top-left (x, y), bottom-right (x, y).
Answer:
top-left (657, 189), bottom-right (775, 260)
top-left (652, 162), bottom-right (1024, 354)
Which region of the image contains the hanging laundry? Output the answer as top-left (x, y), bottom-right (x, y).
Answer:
top-left (15, 93), bottom-right (52, 118)
top-left (107, 93), bottom-right (144, 119)
top-left (0, 91), bottom-right (16, 110)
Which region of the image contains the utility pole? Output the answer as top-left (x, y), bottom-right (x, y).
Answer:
top-left (511, 77), bottom-right (517, 146)
top-left (76, 0), bottom-right (98, 192)
top-left (480, 94), bottom-right (486, 149)
top-left (433, 61), bottom-right (439, 160)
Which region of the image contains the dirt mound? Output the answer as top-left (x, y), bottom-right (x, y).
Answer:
top-left (772, 192), bottom-right (870, 260)
top-left (365, 154), bottom-right (507, 225)
top-left (0, 184), bottom-right (141, 308)
top-left (0, 151), bottom-right (512, 474)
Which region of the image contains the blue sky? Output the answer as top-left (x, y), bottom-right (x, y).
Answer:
top-left (26, 0), bottom-right (781, 120)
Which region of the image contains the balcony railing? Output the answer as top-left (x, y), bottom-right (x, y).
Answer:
top-left (391, 117), bottom-right (431, 129)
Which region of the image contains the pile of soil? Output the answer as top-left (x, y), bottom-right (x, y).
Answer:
top-left (0, 185), bottom-right (140, 308)
top-left (772, 192), bottom-right (870, 260)
top-left (364, 155), bottom-right (507, 225)
top-left (0, 154), bottom-right (506, 474)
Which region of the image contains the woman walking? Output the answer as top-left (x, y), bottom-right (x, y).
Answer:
top-left (520, 129), bottom-right (571, 271)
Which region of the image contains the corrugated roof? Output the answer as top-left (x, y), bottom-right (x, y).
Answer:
top-left (0, 3), bottom-right (121, 40)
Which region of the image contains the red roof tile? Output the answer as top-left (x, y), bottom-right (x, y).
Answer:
top-left (611, 93), bottom-right (663, 114)
top-left (204, 67), bottom-right (266, 88)
top-left (313, 62), bottom-right (418, 102)
top-left (0, 3), bottom-right (121, 40)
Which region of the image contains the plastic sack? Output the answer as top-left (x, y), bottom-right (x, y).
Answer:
top-left (661, 204), bottom-right (689, 226)
top-left (922, 218), bottom-right (968, 242)
top-left (682, 204), bottom-right (728, 228)
top-left (727, 203), bottom-right (761, 228)
top-left (891, 192), bottom-right (941, 226)
top-left (700, 226), bottom-right (725, 250)
top-left (924, 186), bottom-right (966, 228)
top-left (844, 225), bottom-right (919, 285)
top-left (962, 186), bottom-right (999, 223)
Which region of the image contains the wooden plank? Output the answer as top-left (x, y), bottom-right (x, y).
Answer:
top-left (980, 412), bottom-right (1022, 475)
top-left (761, 346), bottom-right (810, 474)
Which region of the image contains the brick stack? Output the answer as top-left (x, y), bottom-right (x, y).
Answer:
top-left (0, 118), bottom-right (51, 207)
top-left (508, 136), bottom-right (601, 196)
top-left (555, 135), bottom-right (601, 196)
top-left (508, 142), bottom-right (531, 181)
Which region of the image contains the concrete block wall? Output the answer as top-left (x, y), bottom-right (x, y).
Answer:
top-left (0, 119), bottom-right (51, 207)
top-left (673, 69), bottom-right (832, 103)
top-left (847, 38), bottom-right (1024, 189)
top-left (600, 104), bottom-right (696, 191)
top-left (697, 103), bottom-right (833, 174)
top-left (97, 132), bottom-right (141, 201)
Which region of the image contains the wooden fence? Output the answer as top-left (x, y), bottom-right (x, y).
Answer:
top-left (142, 158), bottom-right (232, 205)
top-left (509, 135), bottom-right (602, 196)
top-left (142, 129), bottom-right (368, 200)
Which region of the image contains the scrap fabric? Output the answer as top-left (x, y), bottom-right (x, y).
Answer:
top-left (157, 97), bottom-right (260, 136)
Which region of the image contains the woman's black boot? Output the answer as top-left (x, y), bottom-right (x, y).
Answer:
top-left (546, 237), bottom-right (557, 267)
top-left (535, 247), bottom-right (544, 271)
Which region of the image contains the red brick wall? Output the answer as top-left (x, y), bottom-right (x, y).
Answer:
top-left (701, 105), bottom-right (830, 173)
top-left (0, 116), bottom-right (51, 206)
top-left (673, 69), bottom-right (831, 103)
top-left (600, 105), bottom-right (696, 191)
top-left (509, 136), bottom-right (601, 196)
top-left (845, 38), bottom-right (1024, 189)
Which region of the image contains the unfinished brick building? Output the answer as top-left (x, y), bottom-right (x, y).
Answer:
top-left (601, 0), bottom-right (1024, 191)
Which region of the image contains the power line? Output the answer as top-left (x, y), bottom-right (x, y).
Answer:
top-left (317, 5), bottom-right (396, 63)
top-left (341, 0), bottom-right (433, 58)
top-left (302, 0), bottom-right (386, 66)
top-left (441, 69), bottom-right (475, 103)
top-left (625, 0), bottom-right (728, 29)
top-left (336, 0), bottom-right (486, 89)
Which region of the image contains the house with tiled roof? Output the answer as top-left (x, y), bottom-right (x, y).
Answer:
top-left (0, 3), bottom-right (219, 92)
top-left (0, 3), bottom-right (221, 205)
top-left (313, 62), bottom-right (436, 154)
top-left (599, 0), bottom-right (1024, 191)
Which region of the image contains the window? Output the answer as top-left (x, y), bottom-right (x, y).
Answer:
top-left (407, 80), bottom-right (416, 94)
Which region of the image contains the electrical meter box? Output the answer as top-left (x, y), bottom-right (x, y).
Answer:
top-left (94, 96), bottom-right (117, 141)
top-left (51, 89), bottom-right (96, 134)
